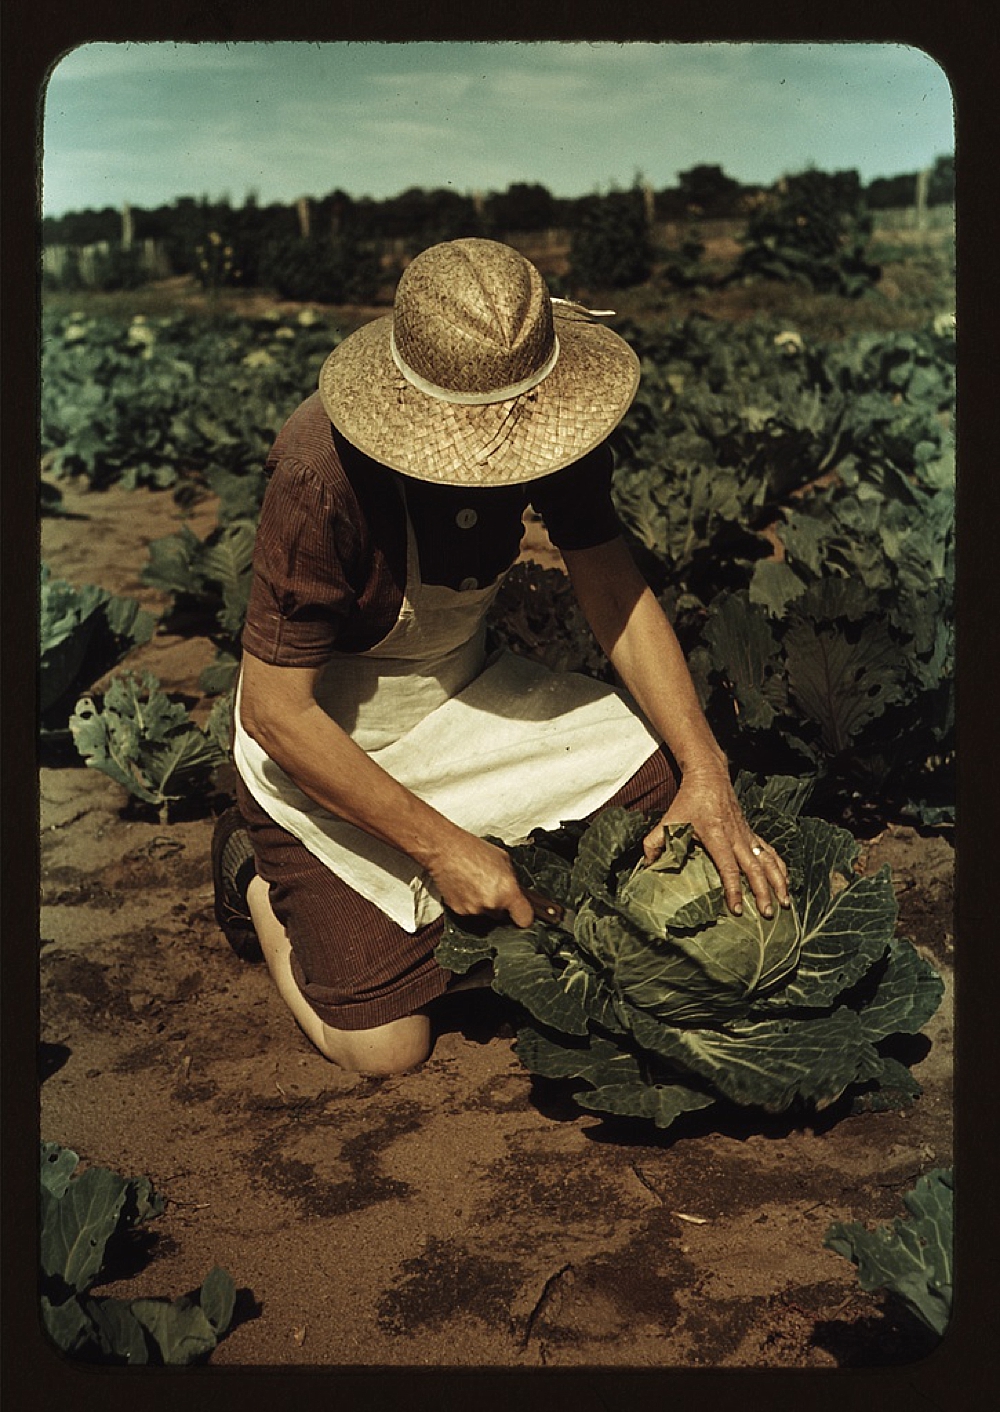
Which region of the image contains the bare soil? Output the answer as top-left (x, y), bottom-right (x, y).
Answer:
top-left (39, 476), bottom-right (954, 1370)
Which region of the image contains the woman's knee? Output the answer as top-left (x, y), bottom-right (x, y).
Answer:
top-left (315, 1012), bottom-right (432, 1076)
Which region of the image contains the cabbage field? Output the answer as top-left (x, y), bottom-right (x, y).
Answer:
top-left (38, 261), bottom-right (955, 1373)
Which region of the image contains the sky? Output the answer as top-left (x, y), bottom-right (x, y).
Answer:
top-left (39, 41), bottom-right (955, 217)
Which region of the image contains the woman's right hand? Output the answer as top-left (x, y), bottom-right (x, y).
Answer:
top-left (427, 831), bottom-right (535, 928)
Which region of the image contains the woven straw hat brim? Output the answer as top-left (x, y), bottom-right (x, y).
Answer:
top-left (318, 309), bottom-right (641, 486)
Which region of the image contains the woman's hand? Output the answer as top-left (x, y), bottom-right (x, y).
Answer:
top-left (643, 763), bottom-right (791, 918)
top-left (426, 830), bottom-right (535, 928)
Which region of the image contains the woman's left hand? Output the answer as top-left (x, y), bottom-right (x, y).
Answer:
top-left (642, 763), bottom-right (791, 917)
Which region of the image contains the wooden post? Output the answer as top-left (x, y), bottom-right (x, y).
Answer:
top-left (296, 197), bottom-right (311, 240)
top-left (121, 203), bottom-right (134, 250)
top-left (915, 168), bottom-right (930, 232)
top-left (642, 181), bottom-right (656, 230)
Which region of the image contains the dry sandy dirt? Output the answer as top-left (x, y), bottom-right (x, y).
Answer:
top-left (37, 476), bottom-right (955, 1377)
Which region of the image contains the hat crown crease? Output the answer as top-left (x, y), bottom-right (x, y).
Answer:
top-left (394, 240), bottom-right (553, 398)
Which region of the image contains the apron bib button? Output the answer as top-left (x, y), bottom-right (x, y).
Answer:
top-left (456, 508), bottom-right (478, 529)
top-left (458, 576), bottom-right (479, 591)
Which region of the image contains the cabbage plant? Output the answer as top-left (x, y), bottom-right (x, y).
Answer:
top-left (825, 1167), bottom-right (953, 1339)
top-left (40, 1142), bottom-right (237, 1364)
top-left (436, 777), bottom-right (944, 1130)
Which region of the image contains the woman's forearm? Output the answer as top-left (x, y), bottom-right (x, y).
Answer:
top-left (239, 678), bottom-right (465, 871)
top-left (604, 589), bottom-right (726, 775)
top-left (238, 656), bottom-right (533, 923)
top-left (563, 538), bottom-right (727, 777)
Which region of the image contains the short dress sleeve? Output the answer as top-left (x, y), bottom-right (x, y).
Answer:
top-left (240, 457), bottom-right (362, 667)
top-left (528, 441), bottom-right (622, 552)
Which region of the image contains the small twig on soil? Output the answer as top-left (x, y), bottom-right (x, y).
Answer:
top-left (630, 1163), bottom-right (664, 1202)
top-left (519, 1263), bottom-right (573, 1348)
top-left (45, 807), bottom-right (96, 831)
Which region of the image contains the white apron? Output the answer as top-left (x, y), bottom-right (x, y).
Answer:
top-left (234, 484), bottom-right (659, 932)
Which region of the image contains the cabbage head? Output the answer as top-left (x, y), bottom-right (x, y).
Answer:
top-left (436, 774), bottom-right (944, 1131)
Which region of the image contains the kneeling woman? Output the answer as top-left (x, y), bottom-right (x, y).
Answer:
top-left (213, 238), bottom-right (789, 1075)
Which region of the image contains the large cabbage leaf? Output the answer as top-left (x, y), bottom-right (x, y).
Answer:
top-left (825, 1168), bottom-right (953, 1339)
top-left (40, 565), bottom-right (155, 729)
top-left (69, 671), bottom-right (228, 823)
top-left (39, 1143), bottom-right (237, 1364)
top-left (631, 1006), bottom-right (883, 1112)
top-left (437, 781), bottom-right (943, 1133)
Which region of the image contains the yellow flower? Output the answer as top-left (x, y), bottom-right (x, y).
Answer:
top-left (774, 330), bottom-right (804, 356)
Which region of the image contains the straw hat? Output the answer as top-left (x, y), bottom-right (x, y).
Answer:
top-left (318, 238), bottom-right (640, 486)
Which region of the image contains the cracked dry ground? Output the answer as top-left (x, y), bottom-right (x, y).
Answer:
top-left (38, 482), bottom-right (954, 1369)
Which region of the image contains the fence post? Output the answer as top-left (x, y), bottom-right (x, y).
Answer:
top-left (296, 197), bottom-right (311, 240)
top-left (915, 169), bottom-right (930, 232)
top-left (642, 181), bottom-right (655, 229)
top-left (121, 203), bottom-right (134, 251)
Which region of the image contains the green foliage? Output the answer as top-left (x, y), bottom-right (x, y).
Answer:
top-left (43, 243), bottom-right (150, 293)
top-left (41, 297), bottom-right (954, 832)
top-left (483, 182), bottom-right (557, 235)
top-left (825, 1167), bottom-right (953, 1339)
top-left (735, 169), bottom-right (881, 296)
top-left (700, 435), bottom-right (955, 822)
top-left (145, 518), bottom-right (255, 634)
top-left (371, 186), bottom-right (483, 252)
top-left (69, 670), bottom-right (229, 823)
top-left (40, 309), bottom-right (341, 498)
top-left (40, 564), bottom-right (155, 735)
top-left (569, 187), bottom-right (653, 290)
top-left (437, 776), bottom-right (943, 1132)
top-left (486, 562), bottom-right (613, 682)
top-left (926, 155), bottom-right (955, 207)
top-left (599, 316), bottom-right (954, 824)
top-left (40, 1141), bottom-right (237, 1364)
top-left (257, 233), bottom-right (381, 303)
top-left (141, 518), bottom-right (254, 692)
top-left (192, 229), bottom-right (241, 290)
top-left (676, 165), bottom-right (745, 219)
top-left (660, 227), bottom-right (716, 291)
top-left (41, 480), bottom-right (67, 516)
top-left (610, 317), bottom-right (851, 562)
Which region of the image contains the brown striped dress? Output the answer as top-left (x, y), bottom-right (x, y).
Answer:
top-left (235, 392), bottom-right (678, 1029)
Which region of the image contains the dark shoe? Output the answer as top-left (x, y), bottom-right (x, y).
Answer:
top-left (211, 805), bottom-right (262, 962)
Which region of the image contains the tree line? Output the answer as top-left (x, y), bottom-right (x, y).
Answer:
top-left (41, 158), bottom-right (954, 302)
